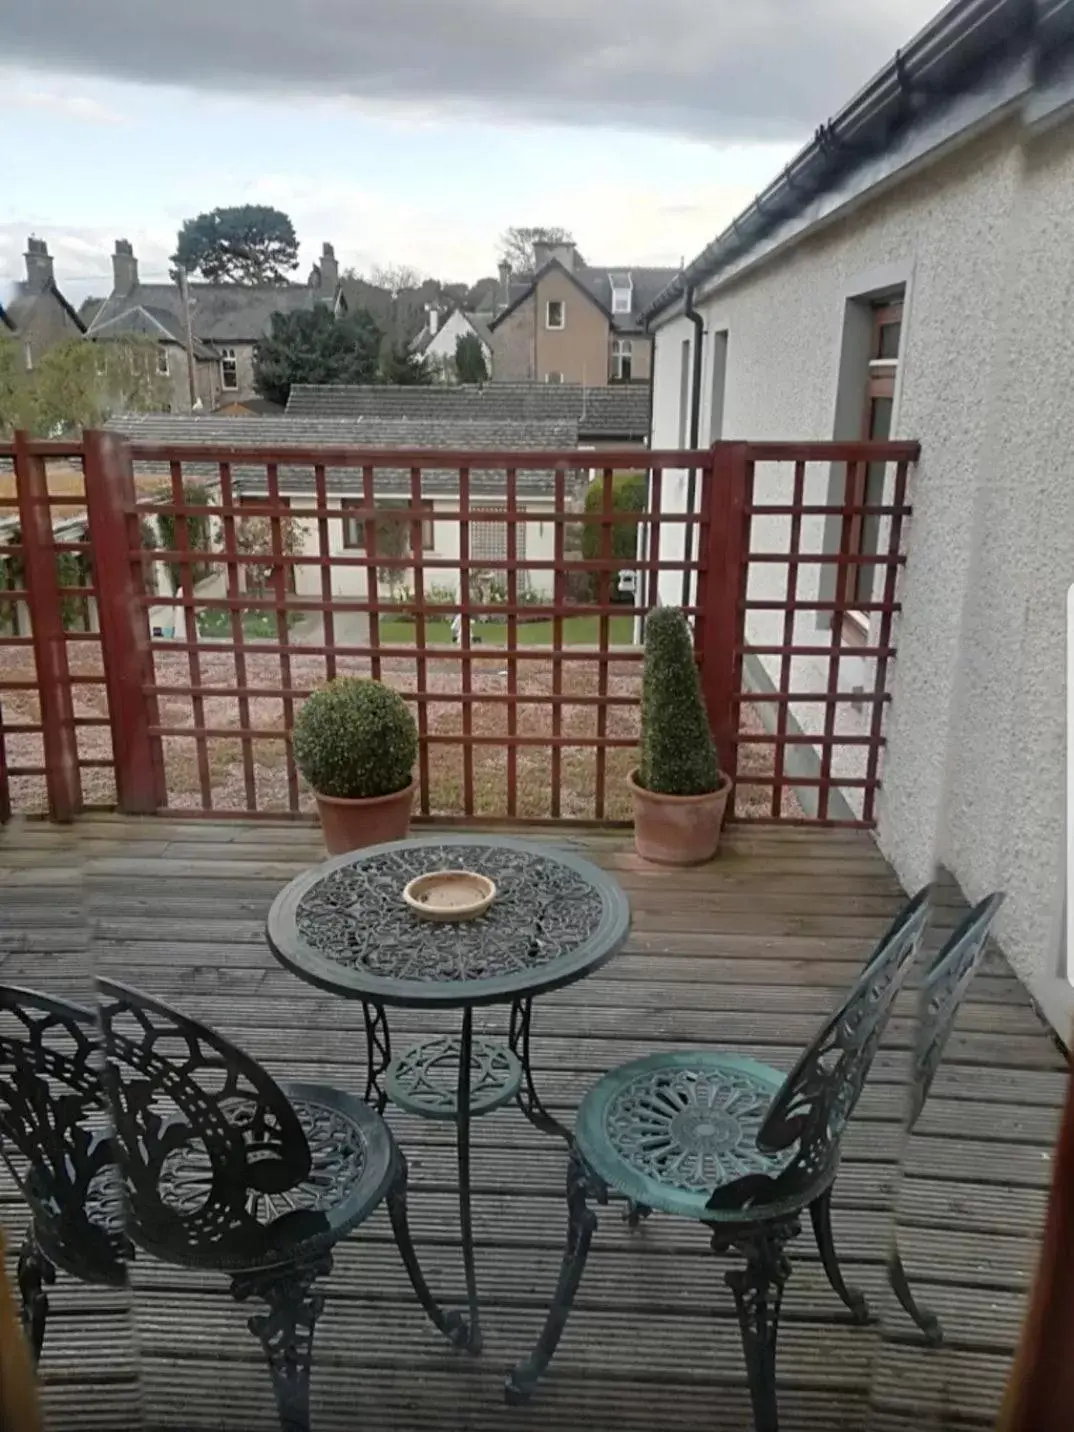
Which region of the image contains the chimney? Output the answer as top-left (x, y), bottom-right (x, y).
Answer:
top-left (112, 239), bottom-right (138, 296)
top-left (498, 259), bottom-right (512, 308)
top-left (535, 242), bottom-right (577, 272)
top-left (318, 241), bottom-right (338, 295)
top-left (24, 237), bottom-right (54, 292)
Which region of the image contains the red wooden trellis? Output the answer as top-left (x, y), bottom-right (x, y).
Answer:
top-left (0, 432), bottom-right (918, 827)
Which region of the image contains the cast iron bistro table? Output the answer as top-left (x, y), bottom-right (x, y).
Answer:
top-left (265, 834), bottom-right (631, 1352)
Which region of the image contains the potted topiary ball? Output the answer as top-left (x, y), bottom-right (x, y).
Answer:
top-left (292, 677), bottom-right (418, 855)
top-left (627, 606), bottom-right (732, 864)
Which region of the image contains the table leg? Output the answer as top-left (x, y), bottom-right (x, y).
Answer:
top-left (509, 997), bottom-right (572, 1144)
top-left (456, 1005), bottom-right (483, 1353)
top-left (363, 1001), bottom-right (392, 1114)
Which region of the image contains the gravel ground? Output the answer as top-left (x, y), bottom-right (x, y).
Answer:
top-left (0, 639), bottom-right (800, 821)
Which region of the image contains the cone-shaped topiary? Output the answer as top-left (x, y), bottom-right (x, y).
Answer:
top-left (637, 606), bottom-right (721, 796)
top-left (292, 677), bottom-right (417, 800)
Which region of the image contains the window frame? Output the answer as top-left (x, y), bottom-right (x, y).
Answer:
top-left (156, 346), bottom-right (170, 377)
top-left (610, 279), bottom-right (633, 315)
top-left (611, 337), bottom-right (633, 383)
top-left (839, 298), bottom-right (903, 641)
top-left (341, 497), bottom-right (435, 553)
top-left (544, 371), bottom-right (564, 385)
top-left (220, 347), bottom-right (239, 391)
top-left (545, 299), bottom-right (565, 330)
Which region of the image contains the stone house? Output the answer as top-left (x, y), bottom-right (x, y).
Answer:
top-left (0, 238), bottom-right (86, 368)
top-left (85, 240), bottom-right (342, 410)
top-left (488, 245), bottom-right (678, 387)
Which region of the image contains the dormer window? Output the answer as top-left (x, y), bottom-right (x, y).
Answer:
top-left (610, 273), bottom-right (633, 315)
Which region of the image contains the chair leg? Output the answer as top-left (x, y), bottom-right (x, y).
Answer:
top-left (623, 1199), bottom-right (653, 1228)
top-left (504, 1148), bottom-right (601, 1404)
top-left (809, 1188), bottom-right (869, 1323)
top-left (387, 1154), bottom-right (470, 1348)
top-left (231, 1251), bottom-right (333, 1432)
top-left (889, 1239), bottom-right (943, 1346)
top-left (717, 1219), bottom-right (800, 1432)
top-left (17, 1225), bottom-right (55, 1365)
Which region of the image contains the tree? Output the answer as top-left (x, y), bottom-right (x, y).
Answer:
top-left (172, 205), bottom-right (299, 285)
top-left (499, 226), bottom-right (576, 273)
top-left (369, 263), bottom-right (425, 295)
top-left (253, 304), bottom-right (382, 406)
top-left (0, 335), bottom-right (169, 437)
top-left (379, 345), bottom-right (433, 386)
top-left (582, 471), bottom-right (647, 602)
top-left (232, 514), bottom-right (304, 595)
top-left (454, 333), bottom-right (488, 384)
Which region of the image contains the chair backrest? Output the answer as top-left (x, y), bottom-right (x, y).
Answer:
top-left (745, 885), bottom-right (934, 1204)
top-left (909, 891), bottom-right (1005, 1128)
top-left (0, 985), bottom-right (128, 1283)
top-left (95, 978), bottom-right (312, 1266)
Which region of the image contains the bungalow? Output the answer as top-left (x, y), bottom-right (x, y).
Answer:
top-left (645, 0), bottom-right (1074, 1035)
top-left (283, 380), bottom-right (652, 448)
top-left (103, 413), bottom-right (588, 619)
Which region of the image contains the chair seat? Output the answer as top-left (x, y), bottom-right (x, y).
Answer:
top-left (574, 1051), bottom-right (795, 1222)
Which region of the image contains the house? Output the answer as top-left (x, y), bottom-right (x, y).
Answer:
top-left (283, 380), bottom-right (652, 448)
top-left (84, 240), bottom-right (341, 410)
top-left (488, 244), bottom-right (678, 387)
top-left (104, 413), bottom-right (588, 619)
top-left (0, 238), bottom-right (86, 368)
top-left (645, 0), bottom-right (1074, 1035)
top-left (410, 307), bottom-right (494, 379)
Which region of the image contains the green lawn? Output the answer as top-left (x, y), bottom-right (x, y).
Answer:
top-left (377, 614), bottom-right (637, 647)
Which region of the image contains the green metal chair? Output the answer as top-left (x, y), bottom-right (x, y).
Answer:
top-left (505, 885), bottom-right (935, 1432)
top-left (886, 890), bottom-right (1005, 1343)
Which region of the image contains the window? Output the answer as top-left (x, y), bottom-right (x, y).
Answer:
top-left (841, 299), bottom-right (903, 620)
top-left (157, 346), bottom-right (170, 376)
top-left (342, 498), bottom-right (435, 552)
top-left (470, 506), bottom-right (527, 563)
top-left (611, 337), bottom-right (633, 382)
top-left (545, 299), bottom-right (565, 330)
top-left (220, 347), bottom-right (238, 390)
top-left (610, 273), bottom-right (633, 315)
top-left (545, 371), bottom-right (564, 385)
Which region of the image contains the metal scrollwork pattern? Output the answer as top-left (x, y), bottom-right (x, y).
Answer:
top-left (911, 892), bottom-right (1004, 1128)
top-left (97, 979), bottom-right (321, 1268)
top-left (294, 844), bottom-right (604, 985)
top-left (0, 985), bottom-right (131, 1284)
top-left (387, 1034), bottom-right (522, 1119)
top-left (709, 886), bottom-right (933, 1214)
top-left (605, 1064), bottom-right (793, 1193)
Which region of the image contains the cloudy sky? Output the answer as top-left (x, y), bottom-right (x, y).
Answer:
top-left (1, 1), bottom-right (938, 303)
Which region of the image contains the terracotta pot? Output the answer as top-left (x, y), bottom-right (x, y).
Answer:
top-left (627, 769), bottom-right (732, 866)
top-left (313, 779), bottom-right (416, 856)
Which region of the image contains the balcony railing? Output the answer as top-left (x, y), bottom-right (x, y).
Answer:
top-left (0, 432), bottom-right (918, 828)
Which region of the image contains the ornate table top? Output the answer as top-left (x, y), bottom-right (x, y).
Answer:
top-left (266, 836), bottom-right (631, 1009)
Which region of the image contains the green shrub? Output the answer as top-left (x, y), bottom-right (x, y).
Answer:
top-left (637, 607), bottom-right (720, 796)
top-left (292, 677), bottom-right (417, 800)
top-left (157, 483), bottom-right (212, 592)
top-left (582, 471), bottom-right (646, 601)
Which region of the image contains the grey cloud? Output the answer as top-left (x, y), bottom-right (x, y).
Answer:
top-left (4, 1), bottom-right (940, 142)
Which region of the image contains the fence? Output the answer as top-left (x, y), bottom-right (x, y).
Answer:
top-left (0, 432), bottom-right (918, 827)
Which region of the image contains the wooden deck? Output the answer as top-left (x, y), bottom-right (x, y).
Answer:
top-left (0, 815), bottom-right (1067, 1432)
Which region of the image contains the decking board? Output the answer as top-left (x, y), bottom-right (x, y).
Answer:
top-left (0, 815), bottom-right (1065, 1432)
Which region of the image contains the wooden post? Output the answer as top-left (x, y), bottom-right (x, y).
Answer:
top-left (696, 441), bottom-right (749, 791)
top-left (13, 430), bottom-right (80, 822)
top-left (82, 429), bottom-right (165, 814)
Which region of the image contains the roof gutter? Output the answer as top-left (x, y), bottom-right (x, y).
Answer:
top-left (645, 0), bottom-right (1042, 324)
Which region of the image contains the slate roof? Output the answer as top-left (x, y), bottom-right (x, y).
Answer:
top-left (88, 304), bottom-right (217, 359)
top-left (493, 261), bottom-right (679, 336)
top-left (103, 413), bottom-right (582, 496)
top-left (87, 282), bottom-right (323, 345)
top-left (284, 381), bottom-right (650, 440)
top-left (0, 281), bottom-right (86, 336)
